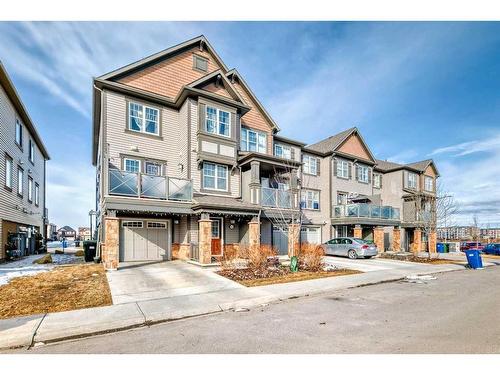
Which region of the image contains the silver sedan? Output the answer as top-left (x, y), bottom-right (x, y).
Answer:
top-left (323, 237), bottom-right (378, 259)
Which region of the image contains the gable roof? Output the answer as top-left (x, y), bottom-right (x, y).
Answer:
top-left (226, 69), bottom-right (280, 132)
top-left (0, 61), bottom-right (50, 160)
top-left (187, 69), bottom-right (246, 104)
top-left (59, 226), bottom-right (75, 232)
top-left (99, 35), bottom-right (229, 81)
top-left (375, 158), bottom-right (440, 176)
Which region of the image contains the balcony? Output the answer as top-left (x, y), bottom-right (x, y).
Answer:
top-left (333, 203), bottom-right (400, 220)
top-left (261, 187), bottom-right (292, 208)
top-left (109, 169), bottom-right (193, 201)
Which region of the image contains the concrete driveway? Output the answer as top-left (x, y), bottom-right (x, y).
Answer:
top-left (323, 255), bottom-right (448, 273)
top-left (106, 261), bottom-right (244, 304)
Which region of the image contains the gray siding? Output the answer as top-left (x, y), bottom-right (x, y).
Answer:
top-left (225, 219), bottom-right (239, 244)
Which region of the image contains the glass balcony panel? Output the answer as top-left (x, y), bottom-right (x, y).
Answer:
top-left (381, 206), bottom-right (391, 219)
top-left (109, 169), bottom-right (138, 196)
top-left (371, 206), bottom-right (381, 218)
top-left (141, 175), bottom-right (166, 199)
top-left (261, 187), bottom-right (277, 207)
top-left (277, 190), bottom-right (292, 208)
top-left (168, 178), bottom-right (193, 201)
top-left (358, 203), bottom-right (370, 217)
top-left (346, 204), bottom-right (359, 217)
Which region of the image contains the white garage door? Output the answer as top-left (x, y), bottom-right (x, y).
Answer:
top-left (301, 226), bottom-right (321, 244)
top-left (120, 220), bottom-right (170, 262)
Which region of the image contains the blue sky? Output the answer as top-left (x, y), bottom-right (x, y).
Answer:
top-left (0, 22), bottom-right (499, 229)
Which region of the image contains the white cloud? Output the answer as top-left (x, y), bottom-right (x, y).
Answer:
top-left (430, 133), bottom-right (500, 157)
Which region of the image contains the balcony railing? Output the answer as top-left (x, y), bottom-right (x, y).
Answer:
top-left (333, 203), bottom-right (400, 220)
top-left (109, 169), bottom-right (192, 201)
top-left (261, 187), bottom-right (292, 208)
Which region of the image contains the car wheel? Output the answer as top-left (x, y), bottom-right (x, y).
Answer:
top-left (348, 250), bottom-right (357, 259)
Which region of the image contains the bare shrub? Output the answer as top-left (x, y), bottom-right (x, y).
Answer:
top-left (299, 243), bottom-right (325, 271)
top-left (238, 244), bottom-right (278, 271)
top-left (220, 245), bottom-right (239, 270)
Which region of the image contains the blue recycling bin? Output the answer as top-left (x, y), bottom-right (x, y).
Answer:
top-left (465, 250), bottom-right (483, 269)
top-left (437, 243), bottom-right (445, 253)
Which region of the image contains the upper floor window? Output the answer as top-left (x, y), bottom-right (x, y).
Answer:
top-left (301, 189), bottom-right (320, 210)
top-left (407, 172), bottom-right (418, 189)
top-left (202, 162), bottom-right (228, 191)
top-left (15, 119), bottom-right (23, 148)
top-left (373, 173), bottom-right (382, 188)
top-left (128, 102), bottom-right (159, 136)
top-left (336, 159), bottom-right (349, 179)
top-left (337, 191), bottom-right (348, 205)
top-left (124, 158), bottom-right (141, 173)
top-left (241, 128), bottom-right (266, 153)
top-left (357, 165), bottom-right (370, 183)
top-left (5, 155), bottom-right (13, 189)
top-left (424, 176), bottom-right (434, 192)
top-left (274, 144), bottom-right (291, 159)
top-left (206, 106), bottom-right (230, 137)
top-left (35, 183), bottom-right (40, 206)
top-left (193, 55), bottom-right (208, 72)
top-left (29, 140), bottom-right (34, 163)
top-left (303, 155), bottom-right (318, 175)
top-left (145, 161), bottom-right (162, 176)
top-left (28, 176), bottom-right (33, 203)
top-left (17, 167), bottom-right (23, 196)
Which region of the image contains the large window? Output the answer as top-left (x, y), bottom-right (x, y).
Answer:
top-left (28, 177), bottom-right (33, 202)
top-left (206, 106), bottom-right (230, 137)
top-left (303, 155), bottom-right (318, 175)
top-left (5, 155), bottom-right (12, 189)
top-left (301, 189), bottom-right (320, 210)
top-left (35, 183), bottom-right (39, 206)
top-left (128, 102), bottom-right (159, 135)
top-left (241, 128), bottom-right (266, 153)
top-left (202, 162), bottom-right (228, 191)
top-left (337, 159), bottom-right (349, 179)
top-left (408, 172), bottom-right (418, 189)
top-left (124, 158), bottom-right (141, 173)
top-left (274, 144), bottom-right (291, 159)
top-left (17, 167), bottom-right (23, 196)
top-left (424, 176), bottom-right (434, 192)
top-left (357, 165), bottom-right (369, 183)
top-left (15, 119), bottom-right (23, 147)
top-left (29, 140), bottom-right (34, 163)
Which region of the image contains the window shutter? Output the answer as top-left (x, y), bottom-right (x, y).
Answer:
top-left (348, 162), bottom-right (353, 179)
top-left (380, 174), bottom-right (383, 188)
top-left (333, 158), bottom-right (337, 176)
top-left (291, 147), bottom-right (296, 161)
top-left (316, 158), bottom-right (320, 176)
top-left (231, 112), bottom-right (237, 141)
top-left (198, 103), bottom-right (206, 131)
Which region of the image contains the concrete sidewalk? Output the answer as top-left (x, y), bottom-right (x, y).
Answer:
top-left (0, 260), bottom-right (489, 350)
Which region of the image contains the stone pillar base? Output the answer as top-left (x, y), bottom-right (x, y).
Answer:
top-left (198, 218), bottom-right (212, 264)
top-left (354, 225), bottom-right (362, 239)
top-left (429, 231), bottom-right (437, 253)
top-left (412, 229), bottom-right (422, 253)
top-left (288, 223), bottom-right (300, 258)
top-left (373, 226), bottom-right (384, 252)
top-left (392, 227), bottom-right (401, 252)
top-left (248, 218), bottom-right (261, 253)
top-left (103, 217), bottom-right (119, 270)
top-left (172, 243), bottom-right (191, 260)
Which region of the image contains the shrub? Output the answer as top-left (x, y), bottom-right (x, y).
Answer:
top-left (299, 243), bottom-right (325, 272)
top-left (33, 254), bottom-right (53, 264)
top-left (75, 250), bottom-right (84, 257)
top-left (238, 244), bottom-right (278, 271)
top-left (220, 245), bottom-right (239, 270)
top-left (55, 249), bottom-right (64, 254)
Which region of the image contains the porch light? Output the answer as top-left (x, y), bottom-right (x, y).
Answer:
top-left (174, 220), bottom-right (180, 224)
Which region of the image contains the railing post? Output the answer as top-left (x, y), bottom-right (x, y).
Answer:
top-left (137, 172), bottom-right (141, 198)
top-left (166, 176), bottom-right (169, 200)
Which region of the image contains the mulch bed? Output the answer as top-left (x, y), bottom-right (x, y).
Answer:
top-left (378, 253), bottom-right (461, 264)
top-left (217, 267), bottom-right (361, 287)
top-left (0, 264), bottom-right (112, 319)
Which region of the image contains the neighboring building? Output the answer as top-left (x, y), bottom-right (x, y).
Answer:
top-left (78, 226), bottom-right (91, 241)
top-left (57, 226), bottom-right (76, 241)
top-left (480, 227), bottom-right (500, 241)
top-left (438, 226), bottom-right (500, 241)
top-left (46, 223), bottom-right (57, 241)
top-left (92, 35), bottom-right (440, 270)
top-left (0, 61), bottom-right (50, 259)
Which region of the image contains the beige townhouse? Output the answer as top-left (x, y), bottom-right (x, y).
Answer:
top-left (92, 35), bottom-right (439, 270)
top-left (0, 61), bottom-right (50, 260)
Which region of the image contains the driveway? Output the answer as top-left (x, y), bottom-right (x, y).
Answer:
top-left (106, 260), bottom-right (244, 304)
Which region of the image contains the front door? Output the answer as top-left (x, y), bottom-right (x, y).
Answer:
top-left (211, 219), bottom-right (222, 256)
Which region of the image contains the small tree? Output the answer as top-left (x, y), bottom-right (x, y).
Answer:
top-left (471, 215), bottom-right (480, 248)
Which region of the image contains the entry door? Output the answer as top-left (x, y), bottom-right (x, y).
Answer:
top-left (211, 219), bottom-right (222, 256)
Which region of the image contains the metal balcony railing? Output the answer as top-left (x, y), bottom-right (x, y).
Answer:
top-left (109, 169), bottom-right (192, 201)
top-left (261, 187), bottom-right (292, 208)
top-left (333, 203), bottom-right (400, 220)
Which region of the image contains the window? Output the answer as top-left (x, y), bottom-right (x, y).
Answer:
top-left (122, 221), bottom-right (143, 228)
top-left (35, 183), bottom-right (39, 206)
top-left (357, 165), bottom-right (369, 183)
top-left (193, 55), bottom-right (208, 72)
top-left (337, 159), bottom-right (349, 179)
top-left (424, 176), bottom-right (434, 192)
top-left (17, 167), bottom-right (23, 196)
top-left (241, 128), bottom-right (266, 153)
top-left (303, 155), bottom-right (318, 175)
top-left (300, 189), bottom-right (320, 210)
top-left (202, 162), bottom-right (228, 191)
top-left (145, 161), bottom-right (162, 176)
top-left (5, 155), bottom-right (12, 189)
top-left (205, 106), bottom-right (230, 137)
top-left (124, 158), bottom-right (140, 173)
top-left (408, 172), bottom-right (417, 189)
top-left (29, 140), bottom-right (34, 163)
top-left (211, 220), bottom-right (220, 238)
top-left (373, 173), bottom-right (382, 188)
top-left (15, 119), bottom-right (23, 147)
top-left (128, 102), bottom-right (159, 135)
top-left (147, 221), bottom-right (167, 229)
top-left (337, 192), bottom-right (348, 205)
top-left (28, 177), bottom-right (33, 202)
top-left (274, 144), bottom-right (291, 159)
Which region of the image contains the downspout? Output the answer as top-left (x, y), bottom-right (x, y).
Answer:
top-left (93, 83), bottom-right (104, 260)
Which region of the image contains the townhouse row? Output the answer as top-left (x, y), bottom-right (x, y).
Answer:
top-left (92, 35), bottom-right (439, 269)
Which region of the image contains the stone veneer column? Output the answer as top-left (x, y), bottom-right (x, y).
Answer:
top-left (373, 226), bottom-right (385, 252)
top-left (392, 227), bottom-right (401, 252)
top-left (198, 213), bottom-right (212, 264)
top-left (412, 229), bottom-right (422, 253)
top-left (103, 217), bottom-right (119, 270)
top-left (288, 223), bottom-right (301, 258)
top-left (248, 217), bottom-right (261, 252)
top-left (428, 230), bottom-right (437, 253)
top-left (353, 225), bottom-right (362, 239)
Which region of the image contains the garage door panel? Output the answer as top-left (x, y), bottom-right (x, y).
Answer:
top-left (120, 221), bottom-right (169, 262)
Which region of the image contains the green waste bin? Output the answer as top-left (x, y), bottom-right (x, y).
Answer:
top-left (83, 241), bottom-right (97, 262)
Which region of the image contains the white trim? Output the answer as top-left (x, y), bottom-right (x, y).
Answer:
top-left (241, 127), bottom-right (267, 153)
top-left (205, 106), bottom-right (231, 138)
top-left (122, 220), bottom-right (143, 228)
top-left (202, 162), bottom-right (228, 191)
top-left (128, 101), bottom-right (160, 136)
top-left (147, 221), bottom-right (168, 229)
top-left (123, 158), bottom-right (141, 173)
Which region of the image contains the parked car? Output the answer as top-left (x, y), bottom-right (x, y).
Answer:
top-left (460, 242), bottom-right (484, 251)
top-left (323, 237), bottom-right (378, 259)
top-left (483, 243), bottom-right (500, 255)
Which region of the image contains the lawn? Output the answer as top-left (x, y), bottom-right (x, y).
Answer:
top-left (0, 263), bottom-right (112, 319)
top-left (378, 253), bottom-right (463, 265)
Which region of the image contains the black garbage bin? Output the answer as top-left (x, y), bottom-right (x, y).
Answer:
top-left (83, 240), bottom-right (97, 262)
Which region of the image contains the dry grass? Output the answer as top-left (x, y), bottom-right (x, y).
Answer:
top-left (232, 269), bottom-right (361, 287)
top-left (75, 250), bottom-right (84, 257)
top-left (32, 254), bottom-right (53, 264)
top-left (299, 243), bottom-right (325, 271)
top-left (379, 253), bottom-right (462, 264)
top-left (0, 264), bottom-right (112, 319)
